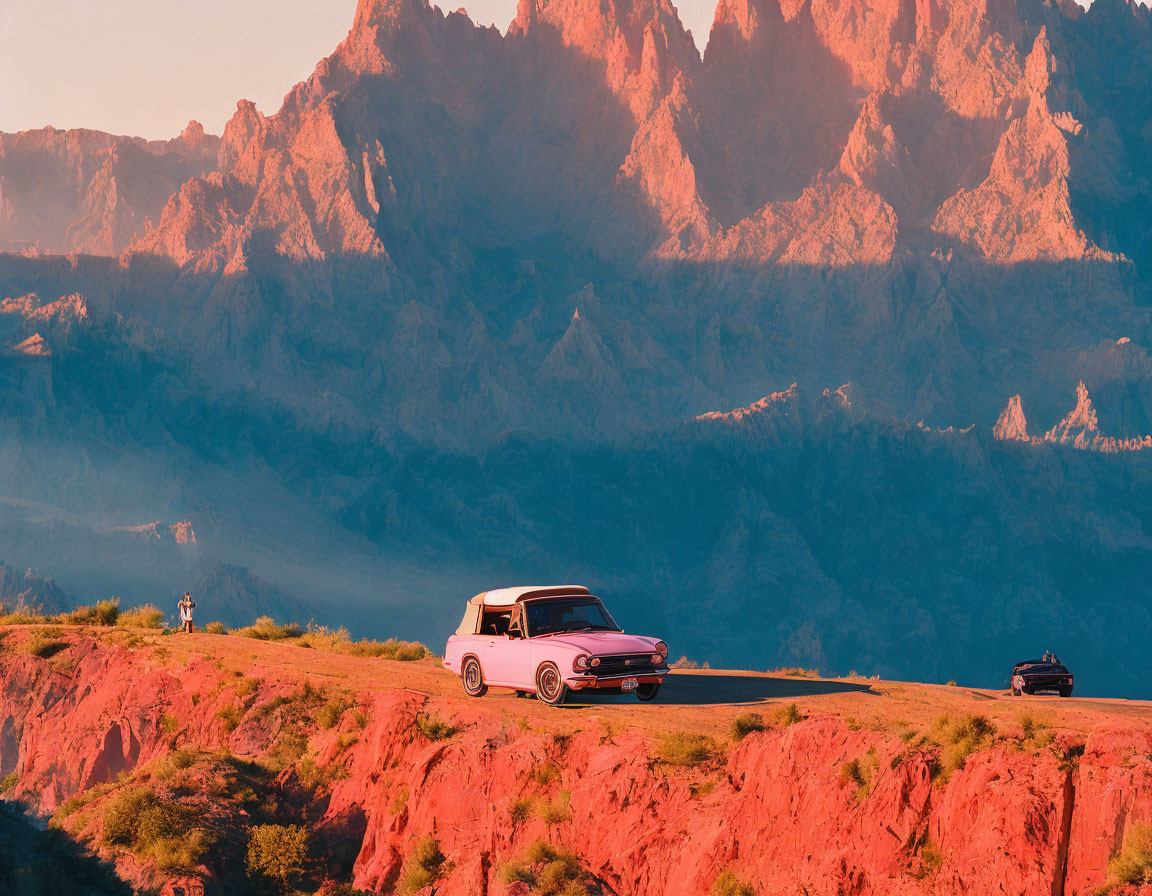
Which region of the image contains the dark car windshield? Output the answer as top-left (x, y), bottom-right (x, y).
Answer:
top-left (525, 598), bottom-right (620, 636)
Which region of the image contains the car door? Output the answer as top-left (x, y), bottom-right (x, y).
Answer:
top-left (482, 605), bottom-right (534, 687)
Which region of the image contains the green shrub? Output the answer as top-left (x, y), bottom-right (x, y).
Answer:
top-left (510, 796), bottom-right (534, 825)
top-left (167, 749), bottom-right (198, 770)
top-left (0, 771), bottom-right (17, 791)
top-left (23, 628), bottom-right (66, 658)
top-left (102, 786), bottom-right (208, 871)
top-left (839, 748), bottom-right (880, 800)
top-left (536, 789), bottom-right (570, 824)
top-left (237, 616), bottom-right (304, 641)
top-left (318, 695), bottom-right (354, 730)
top-left (217, 704), bottom-right (242, 733)
top-left (730, 713), bottom-right (765, 742)
top-left (773, 666), bottom-right (818, 678)
top-left (398, 835), bottom-right (452, 894)
top-left (0, 599), bottom-right (52, 625)
top-left (296, 623), bottom-right (429, 660)
top-left (414, 713), bottom-right (456, 741)
top-left (64, 598), bottom-right (120, 626)
top-left (500, 840), bottom-right (589, 896)
top-left (204, 621), bottom-right (228, 634)
top-left (533, 760), bottom-right (560, 786)
top-left (771, 703), bottom-right (805, 727)
top-left (657, 731), bottom-right (716, 766)
top-left (119, 604), bottom-right (164, 629)
top-left (912, 837), bottom-right (944, 878)
top-left (1109, 822), bottom-right (1152, 885)
top-left (234, 676), bottom-right (260, 697)
top-left (1014, 711), bottom-right (1055, 751)
top-left (711, 869), bottom-right (755, 896)
top-left (247, 823), bottom-right (310, 888)
top-left (932, 713), bottom-right (996, 781)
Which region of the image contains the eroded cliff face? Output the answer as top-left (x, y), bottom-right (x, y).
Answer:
top-left (2, 630), bottom-right (1151, 896)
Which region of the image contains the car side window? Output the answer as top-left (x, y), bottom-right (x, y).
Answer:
top-left (507, 605), bottom-right (525, 639)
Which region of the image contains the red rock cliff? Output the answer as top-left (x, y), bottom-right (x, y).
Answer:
top-left (2, 629), bottom-right (1151, 895)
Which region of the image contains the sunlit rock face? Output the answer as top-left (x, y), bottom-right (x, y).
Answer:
top-left (2, 0), bottom-right (1152, 693)
top-left (0, 122), bottom-right (220, 255)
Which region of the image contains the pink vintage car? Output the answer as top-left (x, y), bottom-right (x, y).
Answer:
top-left (443, 585), bottom-right (669, 705)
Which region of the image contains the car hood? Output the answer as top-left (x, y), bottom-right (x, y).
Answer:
top-left (535, 631), bottom-right (659, 655)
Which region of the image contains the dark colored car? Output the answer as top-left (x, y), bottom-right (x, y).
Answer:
top-left (1010, 654), bottom-right (1073, 697)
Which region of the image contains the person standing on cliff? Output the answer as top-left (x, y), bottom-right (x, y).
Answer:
top-left (178, 591), bottom-right (196, 633)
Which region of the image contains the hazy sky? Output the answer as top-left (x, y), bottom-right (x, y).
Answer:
top-left (2, 0), bottom-right (1091, 140)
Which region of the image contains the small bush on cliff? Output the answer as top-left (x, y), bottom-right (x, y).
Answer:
top-left (317, 694), bottom-right (354, 729)
top-left (102, 786), bottom-right (210, 871)
top-left (23, 628), bottom-right (67, 658)
top-left (204, 621), bottom-right (228, 634)
top-left (64, 598), bottom-right (120, 626)
top-left (839, 748), bottom-right (880, 801)
top-left (1013, 711), bottom-right (1055, 752)
top-left (414, 713), bottom-right (457, 741)
top-left (657, 730), bottom-right (716, 766)
top-left (0, 772), bottom-right (17, 792)
top-left (536, 789), bottom-right (571, 824)
top-left (247, 823), bottom-right (311, 890)
top-left (398, 835), bottom-right (453, 894)
top-left (500, 840), bottom-right (590, 896)
top-left (510, 796), bottom-right (535, 825)
top-left (118, 604), bottom-right (164, 629)
top-left (238, 616), bottom-right (304, 641)
top-left (0, 598), bottom-right (52, 625)
top-left (1109, 822), bottom-right (1152, 885)
top-left (711, 869), bottom-right (755, 896)
top-left (773, 666), bottom-right (818, 678)
top-left (730, 712), bottom-right (765, 742)
top-left (931, 713), bottom-right (996, 781)
top-left (217, 703), bottom-right (242, 733)
top-left (301, 623), bottom-right (430, 661)
top-left (771, 703), bottom-right (805, 727)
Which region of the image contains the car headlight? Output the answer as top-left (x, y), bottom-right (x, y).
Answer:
top-left (590, 657), bottom-right (600, 667)
top-left (654, 641), bottom-right (668, 660)
top-left (573, 654), bottom-right (589, 671)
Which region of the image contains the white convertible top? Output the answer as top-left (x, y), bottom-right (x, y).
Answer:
top-left (453, 585), bottom-right (590, 636)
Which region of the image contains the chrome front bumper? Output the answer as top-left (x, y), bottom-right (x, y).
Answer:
top-left (565, 669), bottom-right (669, 689)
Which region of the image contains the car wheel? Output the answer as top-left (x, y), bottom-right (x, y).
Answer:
top-left (535, 662), bottom-right (567, 706)
top-left (1059, 686), bottom-right (1073, 698)
top-left (636, 682), bottom-right (660, 702)
top-left (461, 656), bottom-right (488, 697)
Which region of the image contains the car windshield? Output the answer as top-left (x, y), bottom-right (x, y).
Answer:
top-left (524, 598), bottom-right (620, 636)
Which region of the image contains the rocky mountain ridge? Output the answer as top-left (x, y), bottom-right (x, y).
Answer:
top-left (1, 0), bottom-right (1152, 693)
top-left (0, 122), bottom-right (220, 255)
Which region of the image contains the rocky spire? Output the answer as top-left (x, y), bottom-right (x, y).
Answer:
top-left (1045, 381), bottom-right (1099, 445)
top-left (993, 394), bottom-right (1029, 441)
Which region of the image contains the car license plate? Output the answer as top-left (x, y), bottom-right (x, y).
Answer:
top-left (621, 678), bottom-right (639, 691)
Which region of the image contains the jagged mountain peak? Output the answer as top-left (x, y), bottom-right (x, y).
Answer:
top-left (993, 394), bottom-right (1029, 441)
top-left (695, 383), bottom-right (800, 423)
top-left (1047, 380), bottom-right (1099, 443)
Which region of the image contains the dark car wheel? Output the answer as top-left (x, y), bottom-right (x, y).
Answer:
top-left (636, 682), bottom-right (661, 702)
top-left (462, 656), bottom-right (488, 697)
top-left (535, 662), bottom-right (567, 706)
top-left (1059, 686), bottom-right (1073, 698)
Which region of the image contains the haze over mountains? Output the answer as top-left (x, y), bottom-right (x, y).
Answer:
top-left (2, 0), bottom-right (1152, 692)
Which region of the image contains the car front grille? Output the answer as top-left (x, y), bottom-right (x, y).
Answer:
top-left (594, 653), bottom-right (660, 676)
